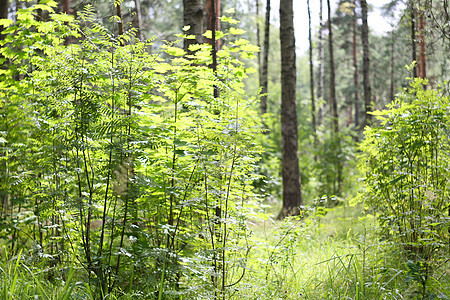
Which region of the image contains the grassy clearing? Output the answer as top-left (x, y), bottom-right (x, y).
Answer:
top-left (241, 204), bottom-right (450, 299)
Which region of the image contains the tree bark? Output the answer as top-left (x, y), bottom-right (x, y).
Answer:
top-left (206, 0), bottom-right (220, 98)
top-left (134, 0), bottom-right (143, 40)
top-left (360, 0), bottom-right (372, 126)
top-left (417, 10), bottom-right (426, 81)
top-left (327, 0), bottom-right (338, 133)
top-left (328, 0), bottom-right (342, 196)
top-left (256, 0), bottom-right (261, 76)
top-left (352, 0), bottom-right (360, 129)
top-left (390, 29), bottom-right (395, 101)
top-left (183, 0), bottom-right (204, 53)
top-left (307, 0), bottom-right (317, 149)
top-left (278, 0), bottom-right (302, 219)
top-left (206, 0), bottom-right (220, 47)
top-left (260, 0), bottom-right (270, 115)
top-left (62, 0), bottom-right (70, 14)
top-left (317, 0), bottom-right (325, 126)
top-left (116, 2), bottom-right (124, 38)
top-left (0, 0), bottom-right (8, 40)
top-left (410, 0), bottom-right (417, 78)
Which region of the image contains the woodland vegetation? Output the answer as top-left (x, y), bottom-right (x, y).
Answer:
top-left (0, 0), bottom-right (449, 299)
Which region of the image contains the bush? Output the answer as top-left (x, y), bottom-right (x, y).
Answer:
top-left (359, 78), bottom-right (450, 298)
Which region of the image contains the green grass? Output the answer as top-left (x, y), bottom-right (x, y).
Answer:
top-left (240, 204), bottom-right (450, 299)
top-left (1, 205), bottom-right (449, 299)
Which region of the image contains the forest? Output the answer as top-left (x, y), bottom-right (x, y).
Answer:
top-left (0, 0), bottom-right (449, 299)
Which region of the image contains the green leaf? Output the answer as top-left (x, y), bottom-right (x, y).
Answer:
top-left (229, 27), bottom-right (246, 35)
top-left (165, 46), bottom-right (185, 57)
top-left (0, 19), bottom-right (13, 27)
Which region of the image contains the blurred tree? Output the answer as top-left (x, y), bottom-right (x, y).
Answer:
top-left (307, 0), bottom-right (317, 149)
top-left (360, 0), bottom-right (372, 126)
top-left (183, 0), bottom-right (204, 53)
top-left (317, 0), bottom-right (325, 125)
top-left (352, 0), bottom-right (360, 129)
top-left (260, 0), bottom-right (270, 114)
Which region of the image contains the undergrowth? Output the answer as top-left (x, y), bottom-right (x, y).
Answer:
top-left (2, 205), bottom-right (449, 299)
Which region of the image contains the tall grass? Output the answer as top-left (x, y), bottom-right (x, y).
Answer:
top-left (1, 205), bottom-right (448, 299)
top-left (241, 205), bottom-right (450, 299)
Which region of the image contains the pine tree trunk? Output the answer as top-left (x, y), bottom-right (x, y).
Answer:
top-left (260, 0), bottom-right (270, 115)
top-left (317, 0), bottom-right (325, 126)
top-left (390, 29), bottom-right (395, 101)
top-left (410, 0), bottom-right (417, 78)
top-left (256, 0), bottom-right (261, 79)
top-left (62, 0), bottom-right (70, 14)
top-left (0, 0), bottom-right (8, 216)
top-left (278, 0), bottom-right (302, 219)
top-left (328, 0), bottom-right (342, 196)
top-left (307, 0), bottom-right (317, 148)
top-left (360, 0), bottom-right (372, 126)
top-left (352, 0), bottom-right (360, 129)
top-left (417, 11), bottom-right (426, 81)
top-left (0, 0), bottom-right (8, 40)
top-left (327, 0), bottom-right (338, 133)
top-left (183, 0), bottom-right (204, 53)
top-left (206, 0), bottom-right (220, 98)
top-left (116, 2), bottom-right (124, 38)
top-left (134, 0), bottom-right (143, 40)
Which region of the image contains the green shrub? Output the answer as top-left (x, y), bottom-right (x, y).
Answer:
top-left (359, 78), bottom-right (450, 298)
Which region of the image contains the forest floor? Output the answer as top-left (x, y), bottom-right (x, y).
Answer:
top-left (1, 204), bottom-right (449, 299)
top-left (243, 204), bottom-right (450, 299)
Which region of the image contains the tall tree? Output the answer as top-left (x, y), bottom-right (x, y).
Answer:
top-left (307, 0), bottom-right (317, 149)
top-left (134, 0), bottom-right (143, 40)
top-left (260, 0), bottom-right (271, 115)
top-left (0, 0), bottom-right (8, 39)
top-left (256, 0), bottom-right (261, 75)
top-left (317, 0), bottom-right (325, 125)
top-left (417, 8), bottom-right (426, 80)
top-left (278, 0), bottom-right (302, 219)
top-left (409, 0), bottom-right (417, 78)
top-left (206, 0), bottom-right (220, 99)
top-left (360, 0), bottom-right (372, 126)
top-left (327, 0), bottom-right (342, 195)
top-left (0, 0), bottom-right (8, 216)
top-left (183, 0), bottom-right (204, 53)
top-left (62, 0), bottom-right (69, 14)
top-left (352, 0), bottom-right (360, 129)
top-left (327, 0), bottom-right (338, 133)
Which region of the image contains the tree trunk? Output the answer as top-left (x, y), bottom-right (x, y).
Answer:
top-left (206, 0), bottom-right (220, 98)
top-left (278, 0), bottom-right (302, 219)
top-left (307, 0), bottom-right (317, 149)
top-left (352, 0), bottom-right (360, 129)
top-left (417, 11), bottom-right (426, 81)
top-left (206, 0), bottom-right (220, 47)
top-left (317, 0), bottom-right (325, 126)
top-left (390, 29), bottom-right (395, 101)
top-left (328, 0), bottom-right (342, 196)
top-left (0, 0), bottom-right (8, 216)
top-left (61, 0), bottom-right (69, 14)
top-left (183, 0), bottom-right (204, 53)
top-left (260, 0), bottom-right (270, 115)
top-left (0, 0), bottom-right (8, 40)
top-left (410, 0), bottom-right (417, 78)
top-left (116, 2), bottom-right (124, 38)
top-left (360, 0), bottom-right (372, 126)
top-left (256, 0), bottom-right (261, 78)
top-left (327, 0), bottom-right (338, 133)
top-left (134, 0), bottom-right (143, 40)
